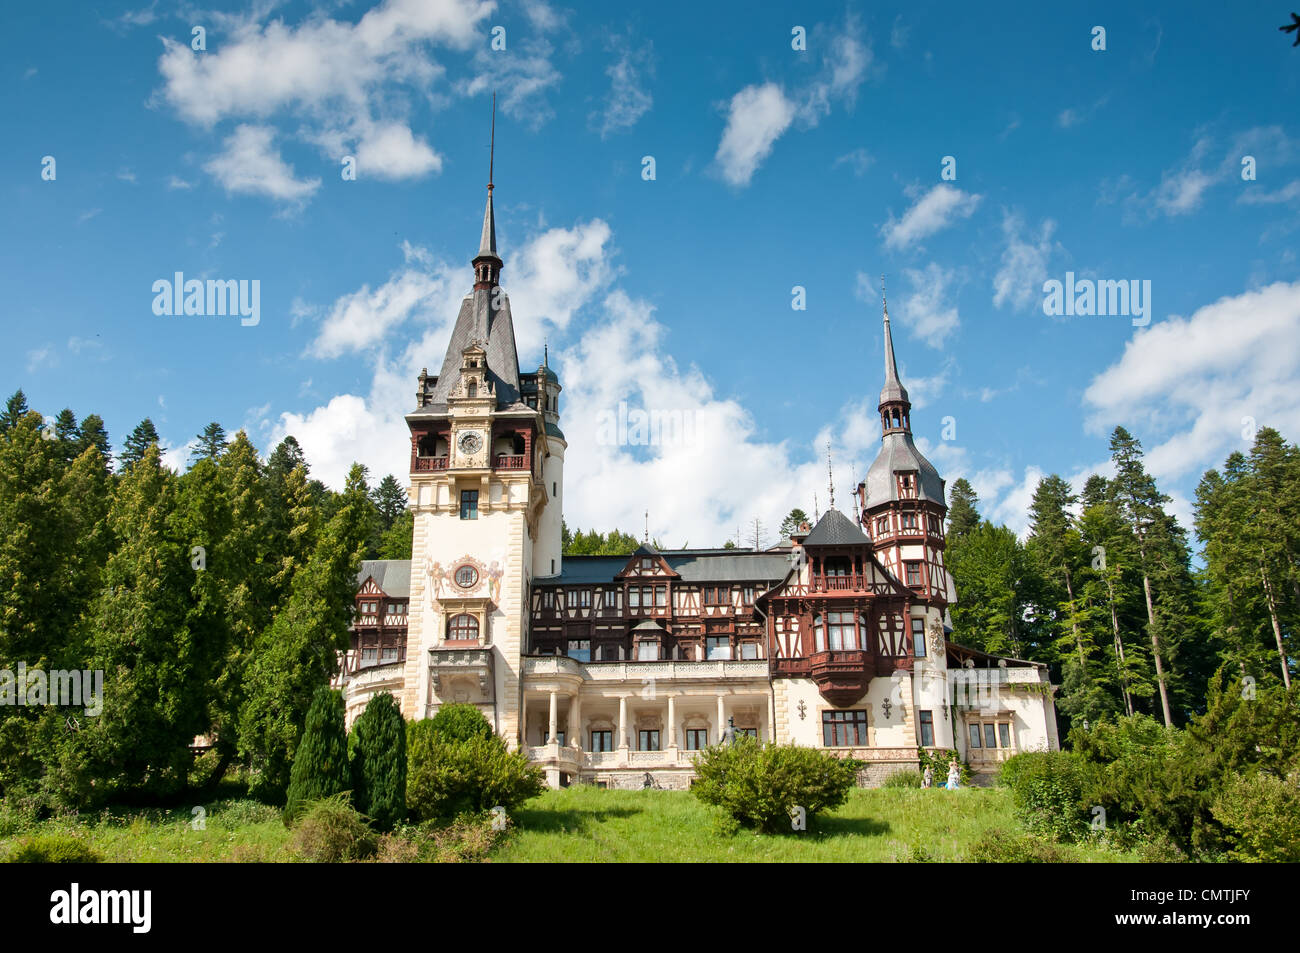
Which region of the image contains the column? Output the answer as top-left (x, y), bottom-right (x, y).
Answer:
top-left (547, 690), bottom-right (558, 744)
top-left (618, 696), bottom-right (628, 752)
top-left (667, 695), bottom-right (677, 751)
top-left (717, 694), bottom-right (726, 740)
top-left (568, 694), bottom-right (582, 749)
top-left (521, 694), bottom-right (528, 746)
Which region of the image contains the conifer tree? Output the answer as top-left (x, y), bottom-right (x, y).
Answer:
top-left (779, 508), bottom-right (811, 538)
top-left (120, 418), bottom-right (162, 471)
top-left (0, 390), bottom-right (29, 435)
top-left (946, 478), bottom-right (981, 541)
top-left (75, 413), bottom-right (111, 468)
top-left (350, 692), bottom-right (407, 831)
top-left (284, 687), bottom-right (351, 821)
top-left (191, 421), bottom-right (229, 464)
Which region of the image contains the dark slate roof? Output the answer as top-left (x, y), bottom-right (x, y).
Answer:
top-left (359, 559), bottom-right (412, 598)
top-left (547, 551), bottom-right (789, 585)
top-left (803, 508), bottom-right (871, 547)
top-left (864, 432), bottom-right (946, 506)
top-left (418, 289), bottom-right (523, 412)
top-left (544, 421), bottom-right (566, 441)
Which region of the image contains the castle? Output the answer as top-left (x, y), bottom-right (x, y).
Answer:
top-left (336, 168), bottom-right (1060, 788)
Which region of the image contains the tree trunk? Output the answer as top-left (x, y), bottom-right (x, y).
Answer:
top-left (1260, 559), bottom-right (1292, 689)
top-left (1141, 568), bottom-right (1173, 727)
top-left (1064, 568), bottom-right (1085, 666)
top-left (1104, 575), bottom-right (1134, 716)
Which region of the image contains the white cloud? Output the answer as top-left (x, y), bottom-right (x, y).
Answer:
top-left (800, 23), bottom-right (871, 120)
top-left (992, 212), bottom-right (1057, 312)
top-left (25, 346), bottom-right (55, 373)
top-left (1152, 168), bottom-right (1215, 216)
top-left (353, 121), bottom-right (443, 180)
top-left (204, 124), bottom-right (321, 203)
top-left (1083, 281), bottom-right (1300, 482)
top-left (881, 184), bottom-right (981, 250)
top-left (899, 263), bottom-right (961, 348)
top-left (833, 148), bottom-right (873, 176)
top-left (460, 39), bottom-right (563, 128)
top-left (590, 38), bottom-right (654, 138)
top-left (166, 175), bottom-right (193, 190)
top-left (715, 83), bottom-right (796, 188)
top-left (1239, 179), bottom-right (1300, 206)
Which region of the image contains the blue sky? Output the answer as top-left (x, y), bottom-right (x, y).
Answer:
top-left (3, 0), bottom-right (1298, 546)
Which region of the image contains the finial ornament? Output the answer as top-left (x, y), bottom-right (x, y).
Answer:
top-left (488, 91), bottom-right (496, 193)
top-left (827, 441), bottom-right (835, 510)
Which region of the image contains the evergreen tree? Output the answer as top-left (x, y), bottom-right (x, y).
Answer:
top-left (191, 421), bottom-right (229, 464)
top-left (378, 509), bottom-right (413, 559)
top-left (75, 413), bottom-right (111, 468)
top-left (238, 464), bottom-right (372, 796)
top-left (350, 692), bottom-right (407, 831)
top-left (370, 475), bottom-right (407, 531)
top-left (0, 390), bottom-right (29, 435)
top-left (946, 522), bottom-right (1034, 657)
top-left (778, 508), bottom-right (811, 539)
top-left (284, 687), bottom-right (351, 820)
top-left (946, 478), bottom-right (981, 541)
top-left (52, 409), bottom-right (80, 466)
top-left (120, 418), bottom-right (162, 471)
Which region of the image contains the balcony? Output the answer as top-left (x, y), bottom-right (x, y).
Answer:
top-left (413, 455), bottom-right (449, 471)
top-left (495, 454), bottom-right (527, 469)
top-left (808, 650), bottom-right (872, 706)
top-left (521, 657), bottom-right (769, 682)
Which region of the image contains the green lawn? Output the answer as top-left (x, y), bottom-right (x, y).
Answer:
top-left (494, 785), bottom-right (1133, 863)
top-left (1, 786), bottom-right (1137, 862)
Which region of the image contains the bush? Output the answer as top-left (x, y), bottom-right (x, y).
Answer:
top-left (4, 833), bottom-right (103, 863)
top-left (289, 794), bottom-right (377, 863)
top-left (966, 828), bottom-right (1070, 863)
top-left (284, 688), bottom-right (351, 823)
top-left (425, 704), bottom-right (495, 744)
top-left (214, 799), bottom-right (282, 826)
top-left (406, 730), bottom-right (544, 822)
top-left (691, 737), bottom-right (859, 833)
top-left (1002, 750), bottom-right (1091, 842)
top-left (882, 769), bottom-right (922, 788)
top-left (383, 814), bottom-right (508, 863)
top-left (1211, 772), bottom-right (1300, 863)
top-left (351, 693), bottom-right (407, 832)
top-left (0, 796), bottom-right (41, 836)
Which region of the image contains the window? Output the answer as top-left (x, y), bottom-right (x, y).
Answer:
top-left (685, 728), bottom-right (708, 750)
top-left (984, 724), bottom-right (997, 749)
top-left (919, 710), bottom-right (934, 747)
top-left (735, 727), bottom-right (758, 739)
top-left (577, 589), bottom-right (591, 608)
top-left (654, 586), bottom-right (667, 607)
top-left (590, 730), bottom-right (613, 752)
top-left (912, 618), bottom-right (926, 657)
top-left (706, 636), bottom-right (731, 660)
top-left (999, 723), bottom-right (1011, 748)
top-left (901, 512), bottom-right (917, 530)
top-left (595, 643), bottom-right (619, 661)
top-left (554, 731), bottom-right (565, 747)
top-left (928, 514), bottom-right (942, 534)
top-left (638, 730), bottom-right (660, 751)
top-left (822, 710), bottom-right (869, 747)
top-left (740, 641), bottom-right (761, 660)
top-left (968, 723), bottom-right (982, 748)
top-left (640, 557), bottom-right (654, 571)
top-left (875, 516), bottom-right (889, 536)
top-left (459, 489), bottom-right (478, 520)
top-left (360, 646), bottom-right (377, 665)
top-left (742, 586), bottom-right (755, 605)
top-left (447, 614), bottom-right (478, 642)
top-left (824, 557), bottom-right (850, 577)
top-left (567, 639), bottom-right (591, 662)
top-left (905, 562), bottom-right (922, 587)
top-left (542, 591), bottom-right (553, 609)
top-left (637, 641), bottom-right (658, 661)
top-left (454, 564), bottom-right (478, 588)
top-left (826, 611), bottom-right (857, 650)
top-left (813, 614), bottom-right (825, 652)
top-left (629, 587), bottom-right (640, 609)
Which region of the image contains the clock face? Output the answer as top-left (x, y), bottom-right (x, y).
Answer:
top-left (458, 430), bottom-right (483, 455)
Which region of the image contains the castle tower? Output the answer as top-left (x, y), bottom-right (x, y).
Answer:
top-left (400, 116), bottom-right (563, 745)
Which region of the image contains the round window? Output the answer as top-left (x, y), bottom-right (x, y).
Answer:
top-left (454, 564), bottom-right (479, 588)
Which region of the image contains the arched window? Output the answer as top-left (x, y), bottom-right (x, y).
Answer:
top-left (813, 614), bottom-right (825, 653)
top-left (467, 381), bottom-right (478, 398)
top-left (447, 613), bottom-right (479, 642)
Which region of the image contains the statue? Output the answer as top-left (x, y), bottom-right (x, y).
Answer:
top-left (922, 765), bottom-right (933, 789)
top-left (945, 759), bottom-right (960, 790)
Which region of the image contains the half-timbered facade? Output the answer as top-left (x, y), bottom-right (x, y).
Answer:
top-left (334, 171), bottom-right (1060, 788)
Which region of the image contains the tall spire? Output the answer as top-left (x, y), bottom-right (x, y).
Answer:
top-left (827, 441), bottom-right (835, 510)
top-left (473, 93), bottom-right (502, 290)
top-left (879, 274), bottom-right (909, 411)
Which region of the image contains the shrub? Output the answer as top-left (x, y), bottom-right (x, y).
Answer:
top-left (4, 833), bottom-right (103, 863)
top-left (0, 795), bottom-right (41, 836)
top-left (284, 687), bottom-right (351, 823)
top-left (426, 704), bottom-right (494, 744)
top-left (406, 730), bottom-right (544, 822)
top-left (214, 799), bottom-right (282, 826)
top-left (1210, 772), bottom-right (1300, 863)
top-left (351, 693), bottom-right (407, 832)
top-left (690, 737), bottom-right (859, 833)
top-left (289, 794), bottom-right (377, 863)
top-left (1002, 750), bottom-right (1091, 842)
top-left (385, 814), bottom-right (508, 863)
top-left (882, 769), bottom-right (922, 788)
top-left (966, 828), bottom-right (1070, 863)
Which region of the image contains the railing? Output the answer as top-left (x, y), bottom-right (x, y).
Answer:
top-left (495, 454), bottom-right (526, 469)
top-left (413, 455), bottom-right (449, 471)
top-left (522, 658), bottom-right (769, 681)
